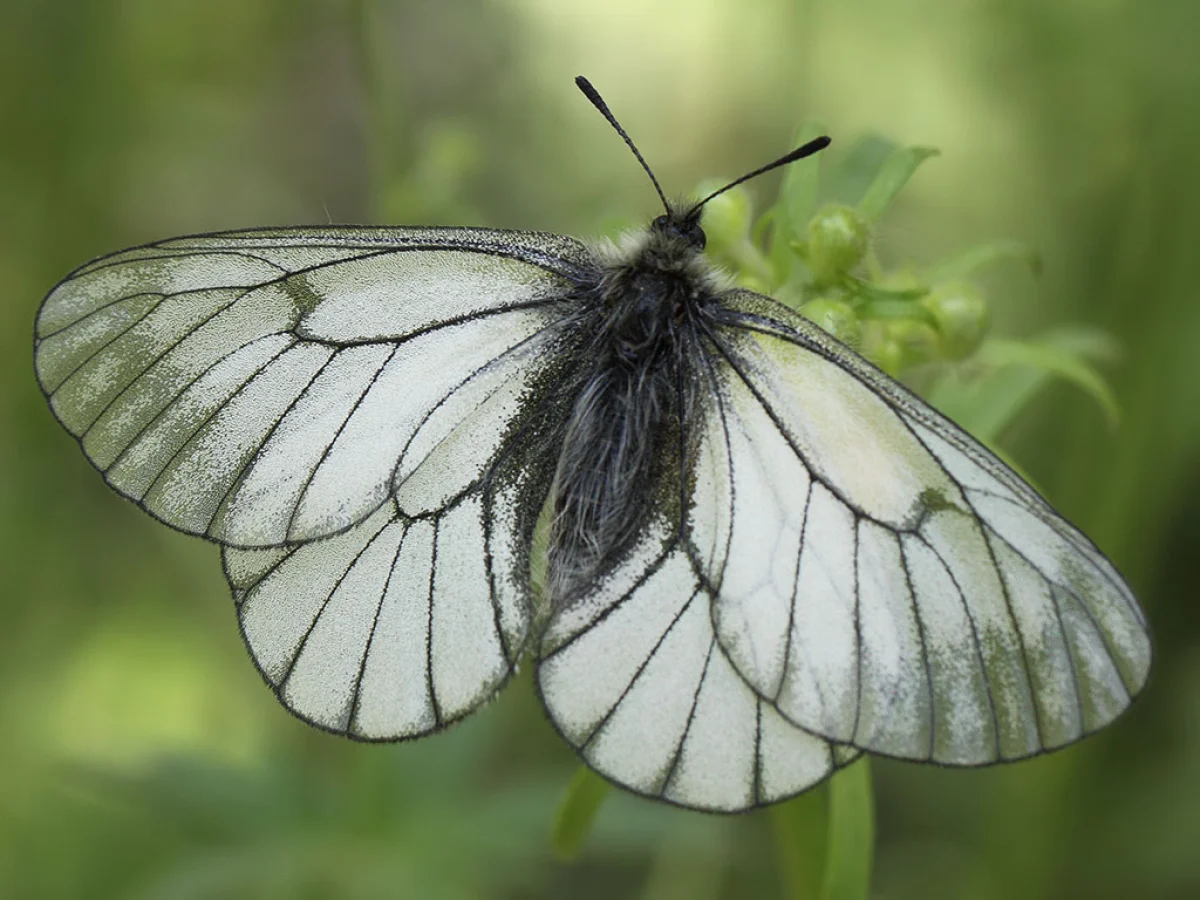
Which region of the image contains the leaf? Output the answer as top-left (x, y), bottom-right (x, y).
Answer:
top-left (979, 336), bottom-right (1121, 428)
top-left (825, 134), bottom-right (899, 208)
top-left (550, 765), bottom-right (611, 860)
top-left (849, 279), bottom-right (930, 303)
top-left (780, 121), bottom-right (830, 233)
top-left (818, 760), bottom-right (874, 900)
top-left (926, 328), bottom-right (1121, 443)
top-left (926, 365), bottom-right (1045, 444)
top-left (857, 146), bottom-right (940, 221)
top-left (927, 239), bottom-right (1043, 282)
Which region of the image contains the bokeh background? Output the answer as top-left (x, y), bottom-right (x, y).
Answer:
top-left (3, 1), bottom-right (1199, 897)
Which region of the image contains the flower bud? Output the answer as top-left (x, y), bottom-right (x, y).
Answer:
top-left (886, 319), bottom-right (940, 369)
top-left (804, 204), bottom-right (870, 284)
top-left (921, 280), bottom-right (989, 360)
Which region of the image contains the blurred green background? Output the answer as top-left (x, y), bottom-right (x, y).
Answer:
top-left (3, 1), bottom-right (1198, 897)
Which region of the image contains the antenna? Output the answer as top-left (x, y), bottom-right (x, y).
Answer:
top-left (575, 76), bottom-right (671, 216)
top-left (687, 135), bottom-right (831, 217)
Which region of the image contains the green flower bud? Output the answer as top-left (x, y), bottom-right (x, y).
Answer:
top-left (801, 297), bottom-right (861, 346)
top-left (921, 280), bottom-right (989, 360)
top-left (804, 204), bottom-right (871, 284)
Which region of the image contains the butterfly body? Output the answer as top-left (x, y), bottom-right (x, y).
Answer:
top-left (548, 215), bottom-right (718, 604)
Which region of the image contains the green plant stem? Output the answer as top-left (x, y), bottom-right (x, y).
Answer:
top-left (819, 760), bottom-right (874, 900)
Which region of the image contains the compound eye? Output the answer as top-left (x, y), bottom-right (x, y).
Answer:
top-left (651, 214), bottom-right (670, 230)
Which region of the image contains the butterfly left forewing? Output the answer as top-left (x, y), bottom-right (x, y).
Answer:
top-left (694, 289), bottom-right (1151, 765)
top-left (35, 226), bottom-right (586, 548)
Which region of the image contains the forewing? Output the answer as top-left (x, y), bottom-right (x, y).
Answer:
top-left (222, 401), bottom-right (559, 739)
top-left (693, 290), bottom-right (1151, 765)
top-left (536, 378), bottom-right (855, 813)
top-left (35, 226), bottom-right (589, 546)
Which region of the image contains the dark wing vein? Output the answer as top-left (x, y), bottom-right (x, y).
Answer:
top-left (281, 344), bottom-right (402, 541)
top-left (581, 589), bottom-right (702, 751)
top-left (660, 639), bottom-right (717, 797)
top-left (346, 524), bottom-right (409, 735)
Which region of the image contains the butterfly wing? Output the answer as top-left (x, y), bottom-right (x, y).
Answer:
top-left (34, 226), bottom-right (590, 546)
top-left (693, 289), bottom-right (1152, 765)
top-left (222, 417), bottom-right (558, 739)
top-left (536, 365), bottom-right (858, 813)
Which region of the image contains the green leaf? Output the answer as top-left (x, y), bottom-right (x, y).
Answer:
top-left (819, 760), bottom-right (874, 900)
top-left (926, 328), bottom-right (1121, 443)
top-left (927, 239), bottom-right (1043, 282)
top-left (850, 280), bottom-right (930, 303)
top-left (926, 365), bottom-right (1046, 444)
top-left (979, 336), bottom-right (1121, 428)
top-left (858, 298), bottom-right (939, 327)
top-left (550, 765), bottom-right (611, 860)
top-left (826, 134), bottom-right (899, 207)
top-left (857, 146), bottom-right (940, 221)
top-left (849, 280), bottom-right (939, 328)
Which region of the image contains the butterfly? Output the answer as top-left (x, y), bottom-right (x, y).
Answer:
top-left (33, 76), bottom-right (1151, 812)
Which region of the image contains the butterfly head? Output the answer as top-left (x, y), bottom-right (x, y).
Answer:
top-left (650, 209), bottom-right (707, 253)
top-left (575, 75), bottom-right (829, 263)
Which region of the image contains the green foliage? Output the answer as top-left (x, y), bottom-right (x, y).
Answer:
top-left (705, 127), bottom-right (1122, 429)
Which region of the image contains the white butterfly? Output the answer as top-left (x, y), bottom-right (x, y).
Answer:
top-left (33, 78), bottom-right (1151, 812)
